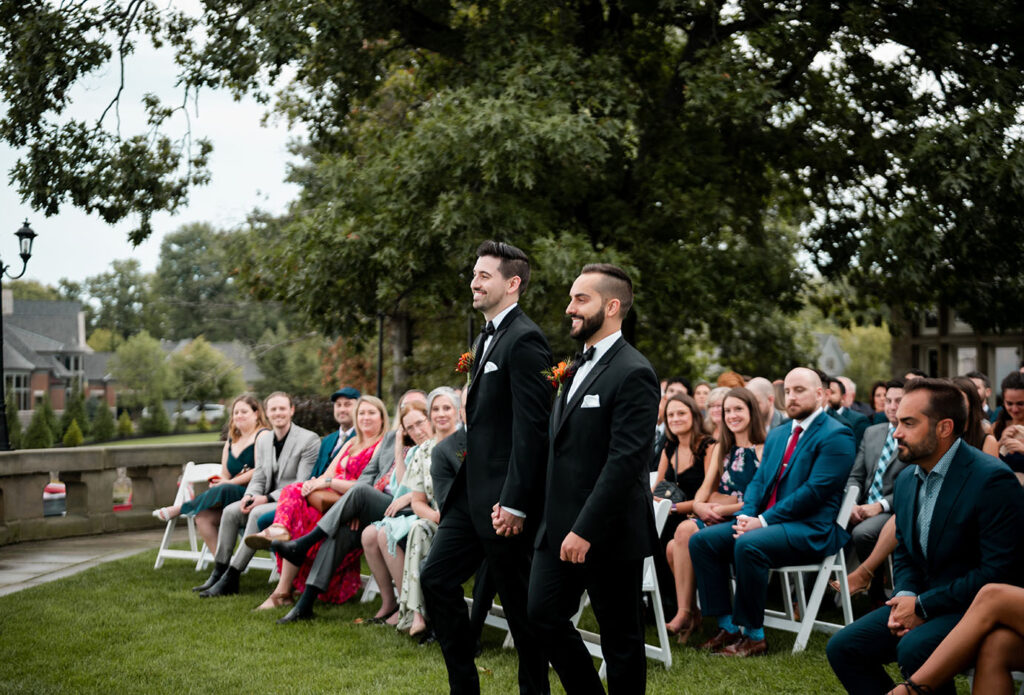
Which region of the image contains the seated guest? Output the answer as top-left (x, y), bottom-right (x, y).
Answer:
top-left (840, 376), bottom-right (874, 418)
top-left (665, 387), bottom-right (763, 643)
top-left (952, 377), bottom-right (999, 457)
top-left (196, 392), bottom-right (320, 597)
top-left (690, 367), bottom-right (855, 656)
top-left (886, 584), bottom-right (1024, 695)
top-left (747, 377), bottom-right (785, 433)
top-left (152, 394), bottom-right (269, 558)
top-left (271, 393), bottom-right (428, 623)
top-left (965, 370), bottom-right (996, 424)
top-left (652, 377), bottom-right (691, 471)
top-left (869, 380), bottom-right (888, 424)
top-left (246, 395), bottom-right (387, 609)
top-left (311, 387), bottom-right (362, 478)
top-left (716, 370), bottom-right (745, 388)
top-left (827, 375), bottom-right (870, 446)
top-left (651, 394), bottom-right (715, 618)
top-left (843, 379), bottom-right (907, 600)
top-left (994, 371), bottom-right (1024, 476)
top-left (827, 379), bottom-right (1024, 694)
top-left (905, 369), bottom-right (928, 381)
top-left (704, 386), bottom-right (729, 440)
top-left (693, 380), bottom-right (711, 414)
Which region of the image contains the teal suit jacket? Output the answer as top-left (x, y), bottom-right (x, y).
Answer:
top-left (740, 411), bottom-right (856, 555)
top-left (893, 442), bottom-right (1024, 617)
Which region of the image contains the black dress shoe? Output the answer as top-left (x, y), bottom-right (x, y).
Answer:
top-left (192, 563), bottom-right (226, 592)
top-left (418, 628), bottom-right (437, 646)
top-left (199, 567), bottom-right (239, 598)
top-left (271, 538), bottom-right (308, 568)
top-left (277, 604), bottom-right (314, 624)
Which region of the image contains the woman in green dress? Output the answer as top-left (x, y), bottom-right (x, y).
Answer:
top-left (151, 394), bottom-right (270, 556)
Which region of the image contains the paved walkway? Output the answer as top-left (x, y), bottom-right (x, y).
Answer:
top-left (0, 527), bottom-right (187, 597)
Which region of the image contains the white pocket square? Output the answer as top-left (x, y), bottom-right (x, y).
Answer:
top-left (483, 361), bottom-right (499, 374)
top-left (581, 394), bottom-right (601, 408)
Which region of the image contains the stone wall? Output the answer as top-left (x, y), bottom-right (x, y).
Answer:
top-left (0, 442), bottom-right (224, 546)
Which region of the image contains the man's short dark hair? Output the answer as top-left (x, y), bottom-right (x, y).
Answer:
top-left (885, 379), bottom-right (905, 391)
top-left (477, 240), bottom-right (531, 294)
top-left (905, 368), bottom-right (928, 379)
top-left (580, 263), bottom-right (634, 315)
top-left (666, 376), bottom-right (691, 395)
top-left (903, 378), bottom-right (967, 437)
top-left (827, 376), bottom-right (846, 395)
top-left (965, 370), bottom-right (990, 388)
top-left (264, 391), bottom-right (293, 407)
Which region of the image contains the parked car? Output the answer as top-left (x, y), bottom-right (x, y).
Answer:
top-left (175, 403), bottom-right (226, 424)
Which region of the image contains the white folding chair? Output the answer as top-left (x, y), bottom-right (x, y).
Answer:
top-left (574, 498), bottom-right (674, 679)
top-left (762, 484), bottom-right (860, 652)
top-left (154, 462), bottom-right (222, 569)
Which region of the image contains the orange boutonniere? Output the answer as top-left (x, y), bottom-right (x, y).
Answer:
top-left (543, 357), bottom-right (576, 396)
top-left (455, 349), bottom-right (475, 385)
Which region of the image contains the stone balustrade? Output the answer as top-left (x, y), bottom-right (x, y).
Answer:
top-left (0, 441), bottom-right (224, 546)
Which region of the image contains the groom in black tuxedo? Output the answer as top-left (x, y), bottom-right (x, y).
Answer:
top-left (527, 264), bottom-right (660, 694)
top-left (421, 240), bottom-right (552, 695)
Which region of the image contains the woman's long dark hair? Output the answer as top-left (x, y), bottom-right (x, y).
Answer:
top-left (994, 371), bottom-right (1024, 439)
top-left (715, 387), bottom-right (766, 471)
top-left (664, 394), bottom-right (709, 457)
top-left (952, 376), bottom-right (987, 449)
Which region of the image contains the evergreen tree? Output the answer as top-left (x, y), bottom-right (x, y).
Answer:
top-left (91, 403), bottom-right (116, 443)
top-left (60, 388), bottom-right (89, 437)
top-left (62, 419), bottom-right (84, 447)
top-left (41, 395), bottom-right (60, 441)
top-left (5, 391), bottom-right (22, 449)
top-left (116, 411), bottom-right (134, 438)
top-left (23, 403), bottom-right (54, 449)
top-left (141, 399), bottom-right (170, 435)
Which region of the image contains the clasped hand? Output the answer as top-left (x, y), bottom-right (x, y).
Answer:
top-left (732, 514), bottom-right (763, 538)
top-left (886, 595), bottom-right (923, 636)
top-left (491, 503), bottom-right (524, 537)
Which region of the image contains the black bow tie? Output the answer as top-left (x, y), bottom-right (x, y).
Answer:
top-left (481, 321), bottom-right (496, 337)
top-left (575, 346), bottom-right (596, 364)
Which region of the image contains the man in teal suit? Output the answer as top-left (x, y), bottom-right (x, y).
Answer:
top-left (827, 379), bottom-right (1024, 694)
top-left (310, 386), bottom-right (361, 477)
top-left (690, 367), bottom-right (856, 656)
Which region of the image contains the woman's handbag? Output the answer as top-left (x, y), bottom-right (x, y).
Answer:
top-left (653, 446), bottom-right (688, 504)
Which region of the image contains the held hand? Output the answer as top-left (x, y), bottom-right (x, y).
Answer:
top-left (559, 532), bottom-right (591, 564)
top-left (732, 514), bottom-right (763, 538)
top-left (849, 505), bottom-right (865, 524)
top-left (1002, 437), bottom-right (1024, 454)
top-left (240, 494), bottom-right (267, 513)
top-left (493, 507), bottom-right (524, 537)
top-left (301, 480), bottom-right (316, 496)
top-left (694, 501), bottom-right (725, 524)
top-left (862, 502), bottom-right (883, 519)
top-left (886, 595), bottom-right (923, 636)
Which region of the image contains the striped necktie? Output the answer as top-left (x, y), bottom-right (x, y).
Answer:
top-left (866, 426), bottom-right (897, 504)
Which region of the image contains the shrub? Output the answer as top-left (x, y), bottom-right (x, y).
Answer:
top-left (141, 399), bottom-right (170, 435)
top-left (116, 411), bottom-right (134, 438)
top-left (61, 389), bottom-right (89, 437)
top-left (92, 405), bottom-right (116, 443)
top-left (5, 392), bottom-right (22, 449)
top-left (291, 395), bottom-right (335, 436)
top-left (23, 403), bottom-right (54, 449)
top-left (62, 419), bottom-right (84, 447)
top-left (196, 412), bottom-right (211, 432)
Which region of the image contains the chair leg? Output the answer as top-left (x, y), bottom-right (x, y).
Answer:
top-left (792, 555), bottom-right (836, 653)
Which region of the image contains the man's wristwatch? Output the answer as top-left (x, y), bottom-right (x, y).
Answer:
top-left (914, 597), bottom-right (927, 619)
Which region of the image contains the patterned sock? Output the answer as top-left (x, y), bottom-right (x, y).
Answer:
top-left (718, 615), bottom-right (738, 633)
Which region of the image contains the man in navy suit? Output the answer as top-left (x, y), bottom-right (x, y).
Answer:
top-left (421, 241), bottom-right (552, 695)
top-left (827, 379), bottom-right (1024, 694)
top-left (527, 264), bottom-right (660, 693)
top-left (689, 367), bottom-right (856, 656)
top-left (310, 386), bottom-right (360, 478)
top-left (827, 376), bottom-right (870, 446)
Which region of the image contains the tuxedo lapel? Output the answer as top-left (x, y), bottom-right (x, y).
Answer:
top-left (556, 338), bottom-right (626, 435)
top-left (467, 306), bottom-right (521, 399)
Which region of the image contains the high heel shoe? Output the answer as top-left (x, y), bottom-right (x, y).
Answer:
top-left (255, 591), bottom-right (294, 611)
top-left (244, 524), bottom-right (291, 550)
top-left (666, 609), bottom-right (702, 644)
top-left (897, 678), bottom-right (934, 694)
top-left (830, 567), bottom-right (873, 597)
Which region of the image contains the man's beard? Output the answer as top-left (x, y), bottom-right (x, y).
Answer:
top-left (897, 429), bottom-right (938, 463)
top-left (570, 308), bottom-right (605, 344)
top-left (786, 402), bottom-right (816, 421)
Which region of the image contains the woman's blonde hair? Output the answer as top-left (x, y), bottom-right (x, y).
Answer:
top-left (353, 395), bottom-right (389, 445)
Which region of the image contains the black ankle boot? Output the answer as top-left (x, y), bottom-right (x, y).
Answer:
top-left (272, 527), bottom-right (324, 567)
top-left (192, 563), bottom-right (227, 592)
top-left (199, 566), bottom-right (240, 598)
top-left (277, 587), bottom-right (319, 623)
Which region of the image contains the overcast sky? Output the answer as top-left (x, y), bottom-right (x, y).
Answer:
top-left (0, 21), bottom-right (300, 287)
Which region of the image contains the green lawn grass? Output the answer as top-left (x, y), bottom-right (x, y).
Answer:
top-left (0, 550), bottom-right (971, 694)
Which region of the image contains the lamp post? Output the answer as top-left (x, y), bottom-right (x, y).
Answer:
top-left (0, 220), bottom-right (39, 451)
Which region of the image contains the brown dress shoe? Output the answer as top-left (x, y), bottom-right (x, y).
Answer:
top-left (698, 628), bottom-right (741, 651)
top-left (716, 636), bottom-right (768, 657)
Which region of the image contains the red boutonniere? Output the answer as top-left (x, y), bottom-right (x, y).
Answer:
top-left (543, 357), bottom-right (576, 397)
top-left (457, 449), bottom-right (468, 464)
top-left (455, 349), bottom-right (475, 385)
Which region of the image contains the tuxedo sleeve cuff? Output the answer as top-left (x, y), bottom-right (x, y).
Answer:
top-left (503, 506), bottom-right (526, 518)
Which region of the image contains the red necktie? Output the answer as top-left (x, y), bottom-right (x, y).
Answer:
top-left (767, 425), bottom-right (803, 510)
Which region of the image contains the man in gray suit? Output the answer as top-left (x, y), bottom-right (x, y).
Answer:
top-left (273, 390), bottom-right (427, 622)
top-left (199, 391), bottom-right (320, 597)
top-left (846, 379), bottom-right (907, 571)
top-left (748, 377), bottom-right (786, 432)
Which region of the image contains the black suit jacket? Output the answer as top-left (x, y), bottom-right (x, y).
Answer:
top-left (452, 305), bottom-right (552, 537)
top-left (536, 337), bottom-right (660, 561)
top-left (893, 441), bottom-right (1024, 617)
top-left (828, 407), bottom-right (870, 447)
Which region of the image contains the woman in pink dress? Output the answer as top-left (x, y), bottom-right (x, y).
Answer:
top-left (251, 395), bottom-right (388, 610)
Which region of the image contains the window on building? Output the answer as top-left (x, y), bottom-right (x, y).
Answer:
top-left (5, 374), bottom-right (30, 410)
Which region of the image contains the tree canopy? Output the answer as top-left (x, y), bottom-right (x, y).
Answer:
top-left (4, 0), bottom-right (1024, 387)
